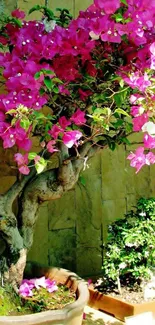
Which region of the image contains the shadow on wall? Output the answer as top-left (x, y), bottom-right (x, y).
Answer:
top-left (82, 312), bottom-right (122, 325)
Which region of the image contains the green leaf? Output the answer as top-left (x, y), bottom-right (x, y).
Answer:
top-left (53, 86), bottom-right (59, 94)
top-left (39, 88), bottom-right (45, 95)
top-left (79, 176), bottom-right (86, 186)
top-left (42, 69), bottom-right (55, 75)
top-left (114, 13), bottom-right (123, 22)
top-left (35, 157), bottom-right (47, 174)
top-left (108, 141), bottom-right (116, 151)
top-left (20, 118), bottom-right (31, 130)
top-left (119, 79), bottom-right (124, 88)
top-left (11, 118), bottom-right (17, 126)
top-left (28, 152), bottom-right (37, 160)
top-left (33, 111), bottom-right (46, 119)
top-left (111, 119), bottom-right (124, 129)
top-left (6, 109), bottom-right (16, 115)
top-left (44, 76), bottom-right (52, 90)
top-left (44, 8), bottom-right (55, 19)
top-left (120, 137), bottom-right (131, 145)
top-left (34, 71), bottom-right (42, 79)
top-left (52, 77), bottom-right (63, 84)
top-left (12, 18), bottom-right (22, 27)
top-left (115, 108), bottom-right (130, 117)
top-left (120, 0), bottom-right (128, 4)
top-left (29, 5), bottom-right (41, 15)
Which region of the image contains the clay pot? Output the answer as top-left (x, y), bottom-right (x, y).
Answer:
top-left (0, 266), bottom-right (89, 325)
top-left (88, 286), bottom-right (155, 322)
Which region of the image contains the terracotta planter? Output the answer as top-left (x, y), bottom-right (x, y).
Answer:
top-left (88, 286), bottom-right (155, 322)
top-left (0, 266), bottom-right (89, 325)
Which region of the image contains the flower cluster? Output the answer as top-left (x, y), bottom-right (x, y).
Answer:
top-left (1, 0), bottom-right (155, 174)
top-left (19, 276), bottom-right (58, 297)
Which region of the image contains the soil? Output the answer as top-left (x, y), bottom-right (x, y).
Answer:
top-left (93, 283), bottom-right (155, 304)
top-left (0, 284), bottom-right (76, 316)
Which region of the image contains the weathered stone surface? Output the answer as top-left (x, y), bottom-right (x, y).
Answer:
top-left (101, 146), bottom-right (126, 200)
top-left (102, 199), bottom-right (126, 240)
top-left (75, 180), bottom-right (102, 247)
top-left (150, 164), bottom-right (155, 196)
top-left (0, 143), bottom-right (17, 177)
top-left (0, 0), bottom-right (16, 15)
top-left (48, 190), bottom-right (76, 230)
top-left (48, 228), bottom-right (76, 271)
top-left (76, 247), bottom-right (102, 277)
top-left (28, 203), bottom-right (49, 265)
top-left (0, 176), bottom-right (16, 194)
top-left (125, 157), bottom-right (150, 197)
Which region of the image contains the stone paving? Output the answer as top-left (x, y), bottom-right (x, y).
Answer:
top-left (82, 307), bottom-right (155, 325)
top-left (82, 306), bottom-right (124, 325)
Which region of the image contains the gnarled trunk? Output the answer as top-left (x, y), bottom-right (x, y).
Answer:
top-left (0, 142), bottom-right (97, 289)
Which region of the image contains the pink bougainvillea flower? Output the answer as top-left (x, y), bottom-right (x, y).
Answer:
top-left (45, 279), bottom-right (58, 293)
top-left (19, 277), bottom-right (58, 297)
top-left (78, 89), bottom-right (92, 101)
top-left (145, 152), bottom-right (155, 165)
top-left (11, 9), bottom-right (25, 19)
top-left (70, 109), bottom-right (86, 125)
top-left (19, 165), bottom-right (30, 175)
top-left (47, 140), bottom-right (59, 153)
top-left (132, 113), bottom-right (148, 132)
top-left (127, 147), bottom-right (146, 173)
top-left (34, 277), bottom-right (47, 289)
top-left (63, 130), bottom-right (82, 148)
top-left (19, 282), bottom-right (33, 297)
top-left (94, 0), bottom-right (120, 14)
top-left (144, 134), bottom-right (155, 149)
top-left (59, 116), bottom-right (71, 129)
top-left (0, 36), bottom-right (8, 45)
top-left (48, 125), bottom-right (63, 139)
top-left (14, 153), bottom-right (30, 175)
top-left (14, 153), bottom-right (28, 166)
top-left (130, 106), bottom-right (144, 117)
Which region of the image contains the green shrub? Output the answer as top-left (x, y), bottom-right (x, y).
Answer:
top-left (102, 198), bottom-right (155, 292)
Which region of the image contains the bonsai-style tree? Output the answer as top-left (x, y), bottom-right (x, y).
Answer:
top-left (0, 0), bottom-right (155, 291)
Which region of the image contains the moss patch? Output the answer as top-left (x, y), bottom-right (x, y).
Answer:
top-left (0, 285), bottom-right (76, 316)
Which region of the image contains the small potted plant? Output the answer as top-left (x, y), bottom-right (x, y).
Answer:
top-left (89, 198), bottom-right (155, 321)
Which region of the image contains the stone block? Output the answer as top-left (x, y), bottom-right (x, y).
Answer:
top-left (102, 198), bottom-right (126, 240)
top-left (48, 228), bottom-right (76, 271)
top-left (76, 247), bottom-right (102, 277)
top-left (0, 176), bottom-right (16, 194)
top-left (150, 164), bottom-right (155, 197)
top-left (101, 146), bottom-right (126, 200)
top-left (75, 178), bottom-right (102, 247)
top-left (125, 157), bottom-right (150, 197)
top-left (1, 0), bottom-right (16, 15)
top-left (48, 190), bottom-right (76, 230)
top-left (0, 143), bottom-right (17, 176)
top-left (28, 203), bottom-right (49, 265)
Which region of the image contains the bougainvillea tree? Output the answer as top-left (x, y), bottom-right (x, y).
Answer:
top-left (0, 0), bottom-right (155, 290)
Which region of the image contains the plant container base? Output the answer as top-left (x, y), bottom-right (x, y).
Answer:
top-left (88, 287), bottom-right (155, 322)
top-left (0, 266), bottom-right (89, 325)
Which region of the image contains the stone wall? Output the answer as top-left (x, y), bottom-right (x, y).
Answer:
top-left (1, 0), bottom-right (155, 277)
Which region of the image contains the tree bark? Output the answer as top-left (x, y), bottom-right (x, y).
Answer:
top-left (0, 141), bottom-right (99, 289)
